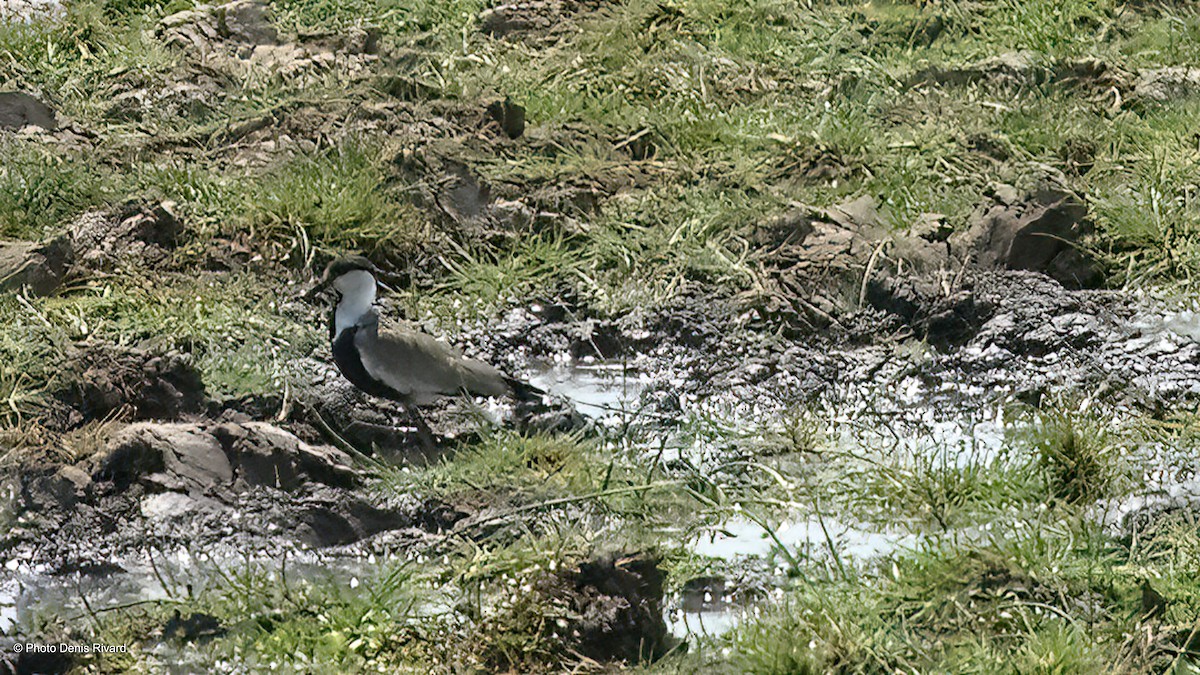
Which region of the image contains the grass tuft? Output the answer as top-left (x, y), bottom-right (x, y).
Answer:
top-left (1032, 407), bottom-right (1123, 504)
top-left (0, 142), bottom-right (108, 239)
top-left (249, 140), bottom-right (427, 253)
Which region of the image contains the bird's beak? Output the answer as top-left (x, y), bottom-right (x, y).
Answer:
top-left (303, 275), bottom-right (331, 302)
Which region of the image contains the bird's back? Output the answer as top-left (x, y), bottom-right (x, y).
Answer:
top-left (354, 322), bottom-right (510, 405)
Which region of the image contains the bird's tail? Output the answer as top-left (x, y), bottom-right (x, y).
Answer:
top-left (505, 376), bottom-right (547, 403)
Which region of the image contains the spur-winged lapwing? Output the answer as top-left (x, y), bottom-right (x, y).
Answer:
top-left (313, 255), bottom-right (541, 449)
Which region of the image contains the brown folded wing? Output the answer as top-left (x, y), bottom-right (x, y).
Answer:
top-left (355, 324), bottom-right (510, 405)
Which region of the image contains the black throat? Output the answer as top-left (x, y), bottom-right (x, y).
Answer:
top-left (331, 325), bottom-right (399, 400)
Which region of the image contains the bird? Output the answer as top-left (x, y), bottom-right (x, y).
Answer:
top-left (311, 255), bottom-right (542, 449)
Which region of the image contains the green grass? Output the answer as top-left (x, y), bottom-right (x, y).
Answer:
top-left (1032, 407), bottom-right (1127, 504)
top-left (7, 271), bottom-right (322, 402)
top-left (68, 557), bottom-right (432, 674)
top-left (728, 512), bottom-right (1199, 674)
top-left (0, 142), bottom-right (108, 239)
top-left (249, 140), bottom-right (428, 253)
top-left (392, 429), bottom-right (602, 498)
top-left (0, 2), bottom-right (176, 124)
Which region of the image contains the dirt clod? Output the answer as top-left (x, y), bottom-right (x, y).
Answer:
top-left (0, 236), bottom-right (72, 296)
top-left (57, 346), bottom-right (206, 425)
top-left (559, 552), bottom-right (677, 663)
top-left (487, 97), bottom-right (526, 139)
top-left (69, 202), bottom-right (183, 270)
top-left (0, 91), bottom-right (57, 131)
top-left (953, 187), bottom-right (1102, 289)
top-left (163, 611), bottom-right (226, 643)
top-left (87, 421), bottom-right (358, 497)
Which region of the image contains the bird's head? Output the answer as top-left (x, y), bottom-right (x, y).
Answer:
top-left (306, 255), bottom-right (387, 302)
top-left (324, 255), bottom-right (379, 296)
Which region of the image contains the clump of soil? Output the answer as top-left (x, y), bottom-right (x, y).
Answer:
top-left (477, 552), bottom-right (678, 670)
top-left (563, 553), bottom-right (678, 663)
top-left (0, 91), bottom-right (57, 131)
top-left (55, 345), bottom-right (206, 426)
top-left (7, 419), bottom-right (421, 569)
top-left (952, 186), bottom-right (1102, 290)
top-left (479, 0), bottom-right (606, 43)
top-left (69, 202), bottom-right (183, 270)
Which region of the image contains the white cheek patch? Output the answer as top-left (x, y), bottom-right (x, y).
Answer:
top-left (334, 271), bottom-right (377, 336)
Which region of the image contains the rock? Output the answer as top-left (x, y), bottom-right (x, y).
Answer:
top-left (487, 97), bottom-right (525, 139)
top-left (88, 421), bottom-right (358, 497)
top-left (88, 426), bottom-right (166, 491)
top-left (57, 346), bottom-right (206, 423)
top-left (825, 194), bottom-right (883, 233)
top-left (953, 187), bottom-right (1103, 289)
top-left (215, 0), bottom-right (279, 46)
top-left (0, 236), bottom-right (72, 296)
top-left (56, 465), bottom-right (92, 497)
top-left (213, 421), bottom-right (357, 491)
top-left (0, 91), bottom-right (57, 131)
top-left (160, 8), bottom-right (222, 50)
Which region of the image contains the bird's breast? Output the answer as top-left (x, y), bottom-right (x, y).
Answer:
top-left (331, 327), bottom-right (396, 399)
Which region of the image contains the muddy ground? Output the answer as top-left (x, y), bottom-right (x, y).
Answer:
top-left (2, 0), bottom-right (1200, 673)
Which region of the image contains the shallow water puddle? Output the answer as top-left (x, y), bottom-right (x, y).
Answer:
top-left (666, 607), bottom-right (744, 639)
top-left (528, 360), bottom-right (645, 421)
top-left (670, 516), bottom-right (919, 639)
top-left (0, 551), bottom-right (376, 639)
top-left (693, 516), bottom-right (917, 563)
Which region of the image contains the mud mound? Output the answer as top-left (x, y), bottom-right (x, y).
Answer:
top-left (480, 551), bottom-right (677, 669)
top-left (7, 420), bottom-right (415, 570)
top-left (953, 187), bottom-right (1101, 290)
top-left (159, 0), bottom-right (379, 81)
top-left (55, 346), bottom-right (206, 426)
top-left (69, 202), bottom-right (183, 270)
top-left (750, 186), bottom-right (1102, 343)
top-left (865, 276), bottom-right (991, 347)
top-left (749, 194), bottom-right (946, 330)
top-left (479, 0), bottom-right (605, 43)
top-left (561, 552), bottom-right (677, 663)
top-left (908, 53), bottom-right (1129, 94)
top-left (86, 421), bottom-right (360, 496)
